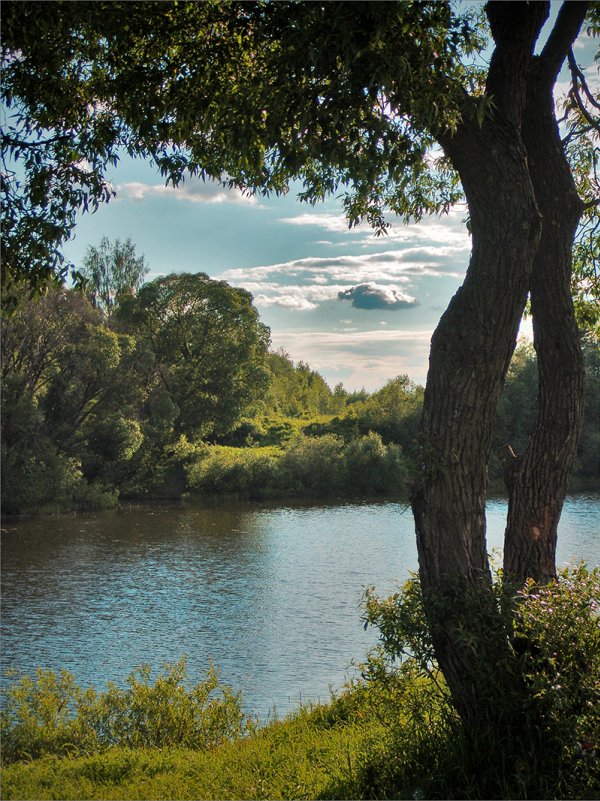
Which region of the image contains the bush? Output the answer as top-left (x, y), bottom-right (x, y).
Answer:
top-left (185, 445), bottom-right (280, 498)
top-left (1, 440), bottom-right (86, 515)
top-left (359, 564), bottom-right (600, 799)
top-left (0, 658), bottom-right (250, 764)
top-left (343, 432), bottom-right (409, 494)
top-left (184, 433), bottom-right (411, 501)
top-left (278, 434), bottom-right (345, 495)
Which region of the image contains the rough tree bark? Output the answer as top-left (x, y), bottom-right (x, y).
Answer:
top-left (411, 0), bottom-right (588, 730)
top-left (503, 2), bottom-right (587, 584)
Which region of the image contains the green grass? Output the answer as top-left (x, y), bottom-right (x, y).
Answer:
top-left (0, 702), bottom-right (386, 800)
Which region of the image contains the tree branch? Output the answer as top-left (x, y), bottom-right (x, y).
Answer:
top-left (568, 49), bottom-right (600, 110)
top-left (539, 1), bottom-right (589, 83)
top-left (484, 1), bottom-right (549, 121)
top-left (1, 133), bottom-right (72, 150)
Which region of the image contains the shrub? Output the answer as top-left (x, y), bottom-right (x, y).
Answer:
top-left (0, 658), bottom-right (250, 764)
top-left (1, 440), bottom-right (86, 515)
top-left (343, 432), bottom-right (409, 494)
top-left (359, 564), bottom-right (600, 799)
top-left (185, 445), bottom-right (280, 498)
top-left (278, 434), bottom-right (345, 495)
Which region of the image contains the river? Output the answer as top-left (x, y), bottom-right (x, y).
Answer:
top-left (1, 495), bottom-right (598, 719)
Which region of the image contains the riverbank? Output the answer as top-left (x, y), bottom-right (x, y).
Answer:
top-left (3, 563), bottom-right (600, 801)
top-left (0, 675), bottom-right (434, 801)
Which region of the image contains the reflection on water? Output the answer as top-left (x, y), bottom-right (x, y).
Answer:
top-left (1, 496), bottom-right (598, 719)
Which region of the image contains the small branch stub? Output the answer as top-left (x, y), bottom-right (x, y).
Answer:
top-left (497, 443), bottom-right (519, 491)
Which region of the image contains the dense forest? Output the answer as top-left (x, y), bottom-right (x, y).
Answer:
top-left (2, 244), bottom-right (598, 516)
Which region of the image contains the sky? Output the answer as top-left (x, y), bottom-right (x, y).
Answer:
top-left (61, 9), bottom-right (597, 393)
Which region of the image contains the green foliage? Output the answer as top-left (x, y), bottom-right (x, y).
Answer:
top-left (0, 658), bottom-right (249, 765)
top-left (0, 287), bottom-right (148, 513)
top-left (185, 445), bottom-right (280, 499)
top-left (0, 433), bottom-right (84, 515)
top-left (1, 1), bottom-right (483, 296)
top-left (0, 272), bottom-right (275, 513)
top-left (117, 272), bottom-right (271, 440)
top-left (349, 375), bottom-right (424, 452)
top-left (360, 565), bottom-right (600, 799)
top-left (491, 336), bottom-right (600, 490)
top-left (185, 433), bottom-right (410, 502)
top-left (0, 698), bottom-right (384, 800)
top-left (278, 434), bottom-right (346, 496)
top-left (81, 236), bottom-right (149, 315)
top-left (263, 350), bottom-right (342, 418)
top-left (2, 282), bottom-right (597, 514)
top-left (574, 333), bottom-right (600, 485)
top-left (343, 432), bottom-right (408, 494)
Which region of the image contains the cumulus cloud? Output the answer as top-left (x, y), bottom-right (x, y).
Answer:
top-left (279, 212), bottom-right (357, 233)
top-left (338, 283), bottom-right (418, 311)
top-left (279, 206), bottom-right (472, 251)
top-left (116, 179), bottom-right (257, 206)
top-left (220, 246), bottom-right (468, 312)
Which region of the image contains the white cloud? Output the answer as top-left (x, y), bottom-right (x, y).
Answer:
top-left (279, 212), bottom-right (359, 233)
top-left (116, 179), bottom-right (258, 206)
top-left (270, 328), bottom-right (434, 390)
top-left (255, 294), bottom-right (319, 311)
top-left (338, 283), bottom-right (418, 310)
top-left (279, 206), bottom-right (471, 250)
top-left (221, 248), bottom-right (465, 290)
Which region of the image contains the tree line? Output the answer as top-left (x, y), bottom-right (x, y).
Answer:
top-left (2, 250), bottom-right (597, 515)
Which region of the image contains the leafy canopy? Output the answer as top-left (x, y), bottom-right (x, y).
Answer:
top-left (1, 0), bottom-right (484, 302)
top-left (81, 236), bottom-right (149, 315)
top-left (2, 1), bottom-right (597, 319)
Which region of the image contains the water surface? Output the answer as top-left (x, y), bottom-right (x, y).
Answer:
top-left (2, 495), bottom-right (598, 718)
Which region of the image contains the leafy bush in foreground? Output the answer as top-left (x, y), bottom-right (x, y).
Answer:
top-left (1, 658), bottom-right (249, 764)
top-left (360, 564), bottom-right (600, 799)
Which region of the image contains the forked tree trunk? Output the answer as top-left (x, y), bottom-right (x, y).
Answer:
top-left (411, 121), bottom-right (541, 727)
top-left (502, 9), bottom-right (587, 584)
top-left (411, 0), bottom-right (588, 731)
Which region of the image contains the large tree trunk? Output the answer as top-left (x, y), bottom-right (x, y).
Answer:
top-left (411, 0), bottom-right (587, 732)
top-left (502, 7), bottom-right (587, 584)
top-left (411, 120), bottom-right (541, 727)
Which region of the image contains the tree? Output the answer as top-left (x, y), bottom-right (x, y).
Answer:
top-left (117, 272), bottom-right (271, 439)
top-left (264, 350), bottom-right (339, 417)
top-left (81, 236), bottom-right (149, 315)
top-left (351, 374), bottom-right (424, 451)
top-left (2, 0), bottom-right (597, 743)
top-left (0, 287), bottom-right (146, 512)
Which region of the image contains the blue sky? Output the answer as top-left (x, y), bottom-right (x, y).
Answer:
top-left (61, 14), bottom-right (597, 392)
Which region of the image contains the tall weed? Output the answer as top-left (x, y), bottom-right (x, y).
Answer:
top-left (1, 658), bottom-right (250, 764)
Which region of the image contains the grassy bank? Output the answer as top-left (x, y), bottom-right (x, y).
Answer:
top-left (3, 566), bottom-right (599, 800)
top-left (0, 668), bottom-right (438, 801)
top-left (1, 703), bottom-right (382, 801)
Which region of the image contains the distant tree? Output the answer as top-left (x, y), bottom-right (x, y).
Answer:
top-left (575, 333), bottom-right (600, 483)
top-left (81, 236), bottom-right (149, 315)
top-left (351, 375), bottom-right (424, 454)
top-left (492, 341), bottom-right (539, 462)
top-left (493, 336), bottom-right (600, 490)
top-left (1, 287), bottom-right (145, 512)
top-left (263, 350), bottom-right (339, 417)
top-left (118, 272), bottom-right (271, 439)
